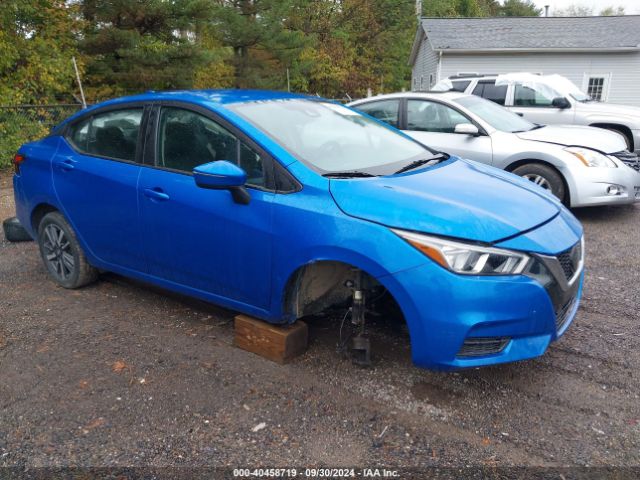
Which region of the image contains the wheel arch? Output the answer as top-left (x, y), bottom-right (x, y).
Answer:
top-left (280, 257), bottom-right (408, 324)
top-left (588, 123), bottom-right (633, 151)
top-left (504, 158), bottom-right (571, 206)
top-left (31, 203), bottom-right (59, 232)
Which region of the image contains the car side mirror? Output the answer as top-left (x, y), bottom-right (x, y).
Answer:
top-left (551, 97), bottom-right (571, 109)
top-left (193, 160), bottom-right (250, 205)
top-left (454, 123), bottom-right (480, 136)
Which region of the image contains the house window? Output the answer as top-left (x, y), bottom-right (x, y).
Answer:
top-left (429, 74), bottom-right (434, 88)
top-left (587, 77), bottom-right (605, 101)
top-left (583, 74), bottom-right (610, 101)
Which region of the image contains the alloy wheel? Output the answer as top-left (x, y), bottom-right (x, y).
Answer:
top-left (523, 174), bottom-right (552, 191)
top-left (42, 224), bottom-right (75, 280)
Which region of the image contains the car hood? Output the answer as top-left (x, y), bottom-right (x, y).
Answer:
top-left (329, 158), bottom-right (560, 244)
top-left (516, 125), bottom-right (627, 154)
top-left (577, 101), bottom-right (640, 124)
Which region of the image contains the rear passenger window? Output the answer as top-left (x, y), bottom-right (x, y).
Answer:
top-left (355, 100), bottom-right (400, 128)
top-left (66, 109), bottom-right (143, 162)
top-left (67, 117), bottom-right (91, 152)
top-left (450, 80), bottom-right (471, 92)
top-left (472, 81), bottom-right (507, 105)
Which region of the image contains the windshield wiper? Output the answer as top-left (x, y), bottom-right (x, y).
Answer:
top-left (323, 171), bottom-right (376, 178)
top-left (393, 153), bottom-right (448, 175)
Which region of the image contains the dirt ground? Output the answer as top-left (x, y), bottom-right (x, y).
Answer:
top-left (1, 170), bottom-right (639, 474)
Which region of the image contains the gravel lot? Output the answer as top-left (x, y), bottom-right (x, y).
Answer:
top-left (1, 171), bottom-right (639, 473)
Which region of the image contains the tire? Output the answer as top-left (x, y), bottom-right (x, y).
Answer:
top-left (36, 211), bottom-right (98, 289)
top-left (3, 217), bottom-right (33, 242)
top-left (512, 163), bottom-right (566, 204)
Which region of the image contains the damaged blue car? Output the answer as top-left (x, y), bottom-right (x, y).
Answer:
top-left (11, 90), bottom-right (583, 370)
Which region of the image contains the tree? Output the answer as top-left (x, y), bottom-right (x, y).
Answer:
top-left (0, 0), bottom-right (82, 167)
top-left (422, 0), bottom-right (485, 17)
top-left (80, 0), bottom-right (228, 100)
top-left (478, 0), bottom-right (501, 16)
top-left (600, 6), bottom-right (625, 15)
top-left (553, 4), bottom-right (593, 16)
top-left (499, 0), bottom-right (541, 16)
top-left (0, 0), bottom-right (81, 104)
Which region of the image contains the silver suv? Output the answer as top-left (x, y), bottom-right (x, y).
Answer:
top-left (434, 73), bottom-right (640, 153)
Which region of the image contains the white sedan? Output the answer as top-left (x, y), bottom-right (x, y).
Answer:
top-left (349, 92), bottom-right (640, 207)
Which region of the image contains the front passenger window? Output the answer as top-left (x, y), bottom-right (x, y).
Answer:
top-left (157, 107), bottom-right (266, 187)
top-left (514, 85), bottom-right (554, 107)
top-left (407, 100), bottom-right (470, 133)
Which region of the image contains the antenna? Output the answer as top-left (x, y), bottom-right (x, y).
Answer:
top-left (416, 0), bottom-right (422, 19)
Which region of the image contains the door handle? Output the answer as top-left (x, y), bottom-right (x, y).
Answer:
top-left (56, 159), bottom-right (76, 171)
top-left (143, 188), bottom-right (170, 201)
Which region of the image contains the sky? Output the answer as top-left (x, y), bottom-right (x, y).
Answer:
top-left (532, 0), bottom-right (640, 15)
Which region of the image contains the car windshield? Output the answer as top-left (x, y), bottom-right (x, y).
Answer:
top-left (228, 99), bottom-right (439, 175)
top-left (455, 95), bottom-right (537, 133)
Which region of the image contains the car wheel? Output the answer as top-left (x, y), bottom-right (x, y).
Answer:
top-left (513, 163), bottom-right (566, 204)
top-left (3, 217), bottom-right (33, 242)
top-left (37, 211), bottom-right (98, 289)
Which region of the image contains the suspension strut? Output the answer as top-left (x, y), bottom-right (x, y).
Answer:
top-left (350, 268), bottom-right (371, 366)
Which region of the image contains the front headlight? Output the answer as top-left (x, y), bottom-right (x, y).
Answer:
top-left (565, 146), bottom-right (616, 168)
top-left (392, 230), bottom-right (530, 275)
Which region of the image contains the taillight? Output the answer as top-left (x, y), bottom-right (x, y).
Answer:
top-left (13, 153), bottom-right (25, 174)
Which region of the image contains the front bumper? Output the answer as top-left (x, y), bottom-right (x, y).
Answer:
top-left (384, 262), bottom-right (583, 371)
top-left (381, 225), bottom-right (583, 371)
top-left (567, 161), bottom-right (640, 207)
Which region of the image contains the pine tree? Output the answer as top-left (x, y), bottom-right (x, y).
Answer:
top-left (80, 0), bottom-right (226, 99)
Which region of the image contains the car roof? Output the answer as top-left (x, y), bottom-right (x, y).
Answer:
top-left (448, 74), bottom-right (496, 80)
top-left (106, 89), bottom-right (312, 106)
top-left (350, 91), bottom-right (470, 104)
top-left (57, 89), bottom-right (317, 129)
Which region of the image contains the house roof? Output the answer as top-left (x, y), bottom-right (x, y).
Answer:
top-left (410, 16), bottom-right (640, 63)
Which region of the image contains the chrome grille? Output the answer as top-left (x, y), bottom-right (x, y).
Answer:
top-left (612, 150), bottom-right (640, 172)
top-left (457, 337), bottom-right (510, 357)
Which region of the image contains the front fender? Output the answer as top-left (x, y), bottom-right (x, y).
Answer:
top-left (267, 189), bottom-right (428, 322)
top-left (582, 113), bottom-right (639, 129)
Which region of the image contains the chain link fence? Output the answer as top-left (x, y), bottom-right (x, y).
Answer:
top-left (0, 104), bottom-right (84, 169)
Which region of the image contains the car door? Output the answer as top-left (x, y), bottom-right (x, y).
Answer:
top-left (353, 99), bottom-right (401, 129)
top-left (52, 105), bottom-right (147, 271)
top-left (402, 99), bottom-right (493, 165)
top-left (138, 104), bottom-right (275, 310)
top-left (508, 83), bottom-right (575, 125)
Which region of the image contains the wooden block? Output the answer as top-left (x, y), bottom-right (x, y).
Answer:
top-left (234, 315), bottom-right (308, 364)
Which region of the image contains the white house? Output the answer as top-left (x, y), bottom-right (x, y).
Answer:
top-left (409, 16), bottom-right (640, 106)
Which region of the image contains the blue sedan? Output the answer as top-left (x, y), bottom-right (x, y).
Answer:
top-left (11, 90), bottom-right (584, 370)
